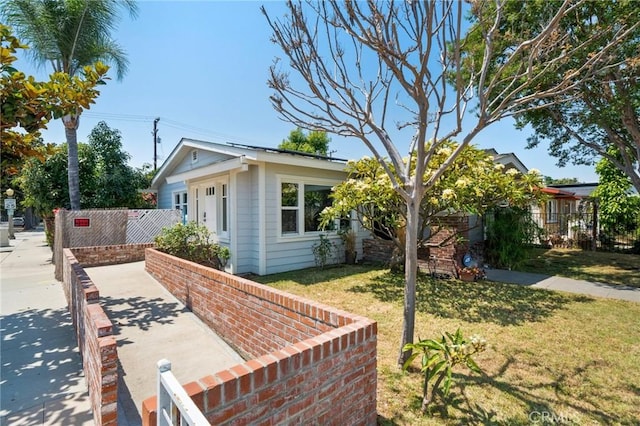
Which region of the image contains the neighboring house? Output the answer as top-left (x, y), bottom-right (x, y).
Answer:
top-left (151, 138), bottom-right (366, 275)
top-left (545, 183), bottom-right (598, 214)
top-left (484, 148), bottom-right (529, 175)
top-left (531, 183), bottom-right (598, 246)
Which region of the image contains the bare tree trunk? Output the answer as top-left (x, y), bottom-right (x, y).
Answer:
top-left (64, 114), bottom-right (81, 210)
top-left (261, 0), bottom-right (635, 370)
top-left (399, 197), bottom-right (421, 366)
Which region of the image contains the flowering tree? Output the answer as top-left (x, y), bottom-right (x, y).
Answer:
top-left (321, 142), bottom-right (545, 264)
top-left (262, 0), bottom-right (633, 366)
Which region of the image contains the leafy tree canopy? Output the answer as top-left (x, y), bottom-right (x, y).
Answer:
top-left (462, 0), bottom-right (640, 192)
top-left (321, 142), bottom-right (545, 254)
top-left (86, 121), bottom-right (150, 208)
top-left (0, 24), bottom-right (109, 182)
top-left (593, 147), bottom-right (640, 235)
top-left (2, 0), bottom-right (137, 210)
top-left (544, 177), bottom-right (581, 186)
top-left (17, 122), bottom-right (154, 217)
top-left (278, 127), bottom-right (331, 155)
top-left (17, 144), bottom-right (97, 217)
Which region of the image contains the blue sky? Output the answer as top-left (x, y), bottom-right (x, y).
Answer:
top-left (16, 1), bottom-right (599, 182)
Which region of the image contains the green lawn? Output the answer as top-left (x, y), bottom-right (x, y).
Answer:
top-left (519, 248), bottom-right (640, 288)
top-left (252, 264), bottom-right (640, 425)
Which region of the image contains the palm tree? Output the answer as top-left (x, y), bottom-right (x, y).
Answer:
top-left (2, 0), bottom-right (138, 210)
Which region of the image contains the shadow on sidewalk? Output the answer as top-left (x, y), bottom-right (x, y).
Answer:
top-left (0, 307), bottom-right (92, 424)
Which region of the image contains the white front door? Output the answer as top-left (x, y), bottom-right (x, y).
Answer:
top-left (203, 185), bottom-right (217, 238)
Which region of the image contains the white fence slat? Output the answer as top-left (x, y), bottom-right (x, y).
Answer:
top-left (157, 359), bottom-right (209, 426)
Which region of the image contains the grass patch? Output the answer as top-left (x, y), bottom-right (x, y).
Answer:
top-left (253, 264), bottom-right (640, 425)
top-left (519, 248), bottom-right (640, 288)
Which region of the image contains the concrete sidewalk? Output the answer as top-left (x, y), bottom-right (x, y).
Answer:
top-left (1, 232), bottom-right (244, 426)
top-left (485, 268), bottom-right (640, 302)
top-left (1, 231), bottom-right (93, 426)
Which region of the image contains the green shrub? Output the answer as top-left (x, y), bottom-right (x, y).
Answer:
top-left (154, 221), bottom-right (230, 270)
top-left (485, 207), bottom-right (541, 269)
top-left (312, 233), bottom-right (336, 268)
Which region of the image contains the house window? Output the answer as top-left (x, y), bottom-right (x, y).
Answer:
top-left (547, 199), bottom-right (558, 223)
top-left (174, 191), bottom-right (188, 222)
top-left (280, 180), bottom-right (333, 236)
top-left (281, 182), bottom-right (299, 234)
top-left (304, 184), bottom-right (332, 232)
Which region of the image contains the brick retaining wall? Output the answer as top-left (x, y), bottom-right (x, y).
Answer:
top-left (71, 243), bottom-right (154, 267)
top-left (143, 248), bottom-right (378, 425)
top-left (362, 238), bottom-right (395, 263)
top-left (61, 249), bottom-right (118, 425)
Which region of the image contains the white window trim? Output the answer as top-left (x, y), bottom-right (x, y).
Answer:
top-left (172, 190), bottom-right (188, 223)
top-left (277, 175), bottom-right (340, 240)
top-left (217, 178), bottom-right (230, 240)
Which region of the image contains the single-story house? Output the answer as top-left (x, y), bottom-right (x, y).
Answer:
top-left (151, 139), bottom-right (367, 275)
top-left (529, 183), bottom-right (598, 247)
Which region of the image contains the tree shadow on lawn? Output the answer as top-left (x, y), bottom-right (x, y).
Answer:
top-left (386, 354), bottom-right (620, 425)
top-left (349, 272), bottom-right (594, 325)
top-left (249, 264), bottom-right (377, 286)
top-left (454, 355), bottom-right (621, 425)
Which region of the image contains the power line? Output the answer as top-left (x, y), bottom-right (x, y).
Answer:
top-left (82, 111), bottom-right (280, 170)
top-left (81, 111), bottom-right (265, 145)
top-left (83, 111), bottom-right (155, 122)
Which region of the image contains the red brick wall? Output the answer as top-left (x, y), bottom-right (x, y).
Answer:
top-left (425, 215), bottom-right (471, 275)
top-left (143, 248), bottom-right (378, 425)
top-left (362, 238), bottom-right (395, 263)
top-left (62, 249), bottom-right (119, 426)
top-left (70, 243), bottom-right (154, 268)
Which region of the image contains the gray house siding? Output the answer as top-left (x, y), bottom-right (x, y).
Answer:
top-left (172, 149), bottom-right (235, 175)
top-left (157, 181), bottom-right (187, 210)
top-left (152, 139), bottom-right (361, 276)
top-left (263, 163), bottom-right (345, 275)
top-left (234, 166), bottom-right (259, 274)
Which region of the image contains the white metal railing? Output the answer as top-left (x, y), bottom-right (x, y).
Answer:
top-left (157, 359), bottom-right (209, 426)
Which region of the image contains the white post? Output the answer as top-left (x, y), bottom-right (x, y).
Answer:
top-left (157, 359), bottom-right (172, 426)
top-left (156, 359), bottom-right (209, 426)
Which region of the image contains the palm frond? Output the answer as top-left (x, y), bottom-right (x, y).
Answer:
top-left (0, 0), bottom-right (137, 79)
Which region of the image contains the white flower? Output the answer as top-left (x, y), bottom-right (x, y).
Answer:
top-left (442, 188), bottom-right (456, 200)
top-left (494, 163), bottom-right (505, 171)
top-left (506, 168), bottom-right (519, 176)
top-left (528, 168), bottom-right (541, 176)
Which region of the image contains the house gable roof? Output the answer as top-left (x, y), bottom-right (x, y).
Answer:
top-left (483, 149), bottom-right (529, 174)
top-left (151, 138), bottom-right (347, 188)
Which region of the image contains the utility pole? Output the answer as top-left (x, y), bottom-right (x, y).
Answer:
top-left (153, 117), bottom-right (160, 170)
